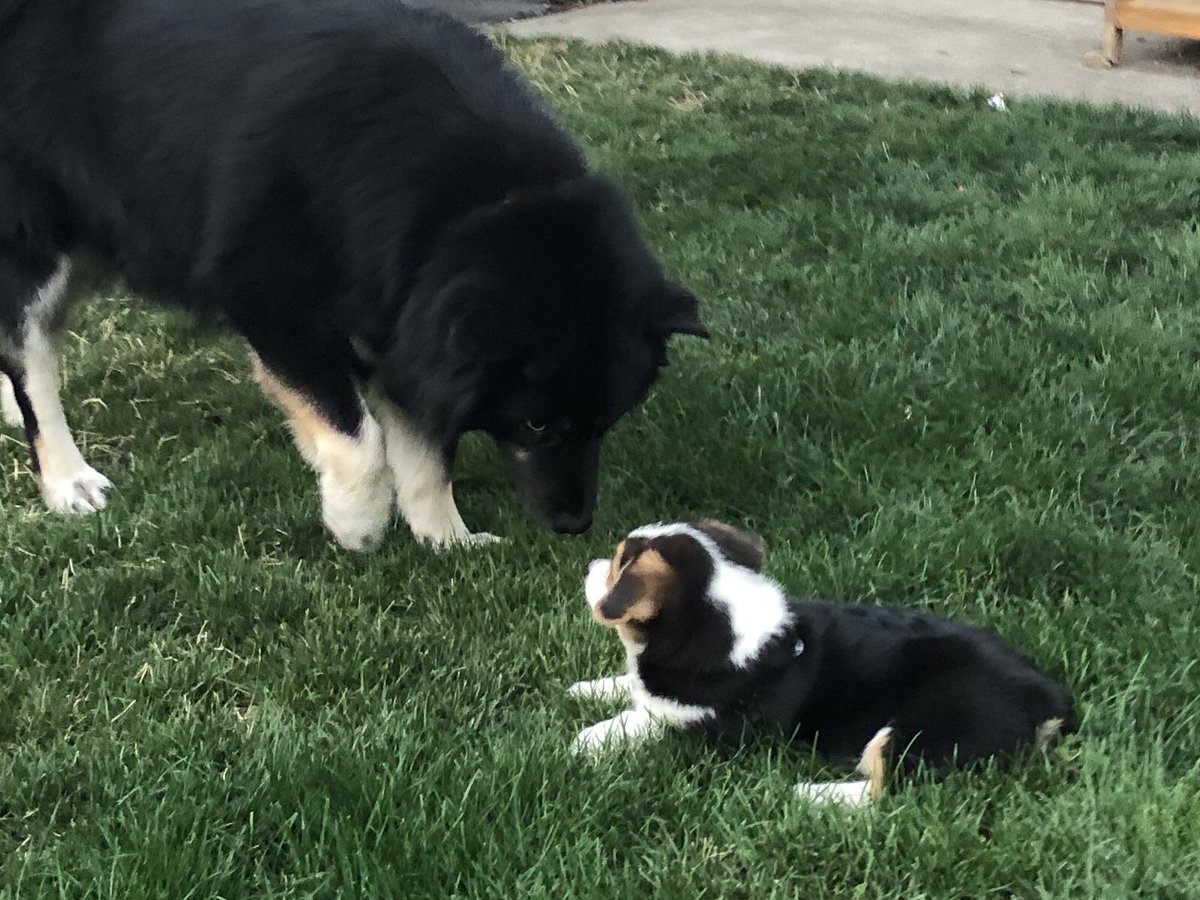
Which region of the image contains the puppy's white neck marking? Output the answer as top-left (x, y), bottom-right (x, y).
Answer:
top-left (627, 522), bottom-right (792, 668)
top-left (709, 563), bottom-right (791, 667)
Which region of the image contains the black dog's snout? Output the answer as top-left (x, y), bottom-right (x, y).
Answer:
top-left (551, 510), bottom-right (592, 535)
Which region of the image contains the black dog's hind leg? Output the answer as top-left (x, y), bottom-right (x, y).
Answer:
top-left (243, 325), bottom-right (392, 551)
top-left (0, 253), bottom-right (111, 513)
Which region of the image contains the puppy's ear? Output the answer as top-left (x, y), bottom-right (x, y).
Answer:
top-left (652, 281), bottom-right (709, 340)
top-left (692, 519), bottom-right (766, 572)
top-left (595, 548), bottom-right (673, 625)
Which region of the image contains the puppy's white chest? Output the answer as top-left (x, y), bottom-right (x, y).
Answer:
top-left (630, 679), bottom-right (713, 728)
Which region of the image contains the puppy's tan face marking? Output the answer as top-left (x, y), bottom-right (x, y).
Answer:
top-left (592, 548), bottom-right (670, 623)
top-left (588, 538), bottom-right (676, 642)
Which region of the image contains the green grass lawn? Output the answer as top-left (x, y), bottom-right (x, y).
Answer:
top-left (3, 39), bottom-right (1200, 897)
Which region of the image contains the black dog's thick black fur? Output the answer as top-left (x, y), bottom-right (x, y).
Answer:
top-left (0, 0), bottom-right (705, 535)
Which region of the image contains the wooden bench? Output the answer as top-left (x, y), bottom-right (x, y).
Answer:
top-left (1105, 0), bottom-right (1200, 65)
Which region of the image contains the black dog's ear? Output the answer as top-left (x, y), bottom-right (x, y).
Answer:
top-left (692, 519), bottom-right (766, 572)
top-left (381, 274), bottom-right (491, 447)
top-left (652, 281), bottom-right (709, 339)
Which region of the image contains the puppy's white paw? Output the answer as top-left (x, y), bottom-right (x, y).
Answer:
top-left (572, 720), bottom-right (620, 757)
top-left (320, 461), bottom-right (394, 551)
top-left (41, 466), bottom-right (112, 515)
top-left (794, 779), bottom-right (873, 809)
top-left (567, 679), bottom-right (604, 699)
top-left (0, 375), bottom-right (21, 428)
top-left (567, 676), bottom-right (633, 703)
top-left (571, 709), bottom-right (656, 757)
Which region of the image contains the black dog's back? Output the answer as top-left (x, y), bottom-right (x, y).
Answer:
top-left (0, 0), bottom-right (24, 25)
top-left (0, 0), bottom-right (582, 306)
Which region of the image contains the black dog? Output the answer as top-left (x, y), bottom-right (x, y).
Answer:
top-left (0, 0), bottom-right (706, 548)
top-left (571, 521), bottom-right (1075, 805)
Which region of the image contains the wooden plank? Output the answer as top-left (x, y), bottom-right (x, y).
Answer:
top-left (1104, 0), bottom-right (1125, 65)
top-left (1111, 0), bottom-right (1200, 40)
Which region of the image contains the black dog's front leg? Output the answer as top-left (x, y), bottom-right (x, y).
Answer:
top-left (243, 322), bottom-right (393, 550)
top-left (369, 397), bottom-right (498, 547)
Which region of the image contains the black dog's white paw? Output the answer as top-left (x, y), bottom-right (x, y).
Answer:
top-left (41, 465), bottom-right (112, 515)
top-left (0, 374), bottom-right (21, 429)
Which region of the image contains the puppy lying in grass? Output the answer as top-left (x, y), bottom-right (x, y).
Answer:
top-left (568, 520), bottom-right (1075, 806)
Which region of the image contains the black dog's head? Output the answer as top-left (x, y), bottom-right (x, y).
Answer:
top-left (382, 176), bottom-right (707, 534)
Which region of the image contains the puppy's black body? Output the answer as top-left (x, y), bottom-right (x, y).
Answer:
top-left (0, 0), bottom-right (704, 544)
top-left (650, 597), bottom-right (1074, 769)
top-left (576, 522), bottom-right (1075, 787)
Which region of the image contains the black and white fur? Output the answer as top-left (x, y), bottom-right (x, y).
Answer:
top-left (570, 521), bottom-right (1076, 805)
top-left (0, 0), bottom-right (706, 548)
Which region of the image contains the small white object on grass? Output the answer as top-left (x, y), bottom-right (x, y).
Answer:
top-left (986, 93), bottom-right (1008, 112)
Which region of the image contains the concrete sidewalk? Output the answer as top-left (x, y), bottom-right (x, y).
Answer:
top-left (507, 0), bottom-right (1200, 116)
top-left (408, 0), bottom-right (547, 25)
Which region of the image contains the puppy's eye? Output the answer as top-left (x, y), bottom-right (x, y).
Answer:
top-left (524, 420), bottom-right (546, 434)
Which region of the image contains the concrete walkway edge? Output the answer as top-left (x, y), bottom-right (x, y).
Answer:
top-left (506, 0), bottom-right (1200, 117)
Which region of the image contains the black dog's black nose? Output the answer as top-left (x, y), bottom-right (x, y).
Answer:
top-left (551, 510), bottom-right (592, 535)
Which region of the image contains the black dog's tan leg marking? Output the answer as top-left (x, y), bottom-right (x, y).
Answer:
top-left (252, 356), bottom-right (392, 550)
top-left (2, 257), bottom-right (112, 514)
top-left (795, 726), bottom-right (894, 808)
top-left (371, 397), bottom-right (499, 547)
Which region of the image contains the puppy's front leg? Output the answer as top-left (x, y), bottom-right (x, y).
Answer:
top-left (572, 707), bottom-right (662, 756)
top-left (372, 399), bottom-right (498, 547)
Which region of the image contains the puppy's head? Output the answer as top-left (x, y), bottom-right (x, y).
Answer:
top-left (380, 175), bottom-right (707, 535)
top-left (584, 520), bottom-right (783, 665)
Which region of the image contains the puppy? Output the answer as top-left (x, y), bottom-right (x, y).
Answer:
top-left (0, 0), bottom-right (706, 549)
top-left (569, 521), bottom-right (1075, 805)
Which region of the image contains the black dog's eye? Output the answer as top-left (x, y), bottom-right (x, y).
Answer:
top-left (524, 420), bottom-right (546, 434)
